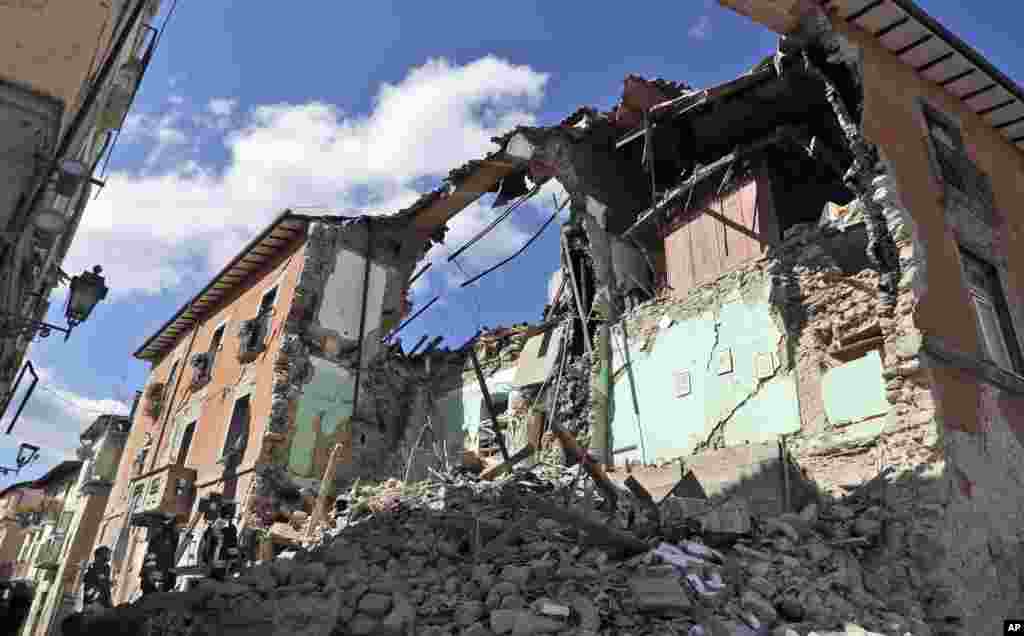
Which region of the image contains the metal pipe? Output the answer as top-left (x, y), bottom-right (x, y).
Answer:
top-left (617, 320), bottom-right (646, 464)
top-left (591, 323), bottom-right (612, 467)
top-left (351, 218), bottom-right (374, 419)
top-left (408, 262), bottom-right (431, 286)
top-left (560, 232), bottom-right (592, 357)
top-left (4, 361), bottom-right (38, 436)
top-left (469, 345), bottom-right (510, 462)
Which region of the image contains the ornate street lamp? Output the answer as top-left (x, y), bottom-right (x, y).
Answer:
top-left (65, 265), bottom-right (109, 328)
top-left (0, 265), bottom-right (108, 341)
top-left (17, 443), bottom-right (40, 470)
top-left (0, 443), bottom-right (40, 477)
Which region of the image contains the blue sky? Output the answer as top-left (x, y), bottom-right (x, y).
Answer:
top-left (1, 0), bottom-right (1019, 482)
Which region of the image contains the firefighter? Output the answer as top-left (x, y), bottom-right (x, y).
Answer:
top-left (81, 546), bottom-right (113, 611)
top-left (151, 516), bottom-right (180, 592)
top-left (138, 552), bottom-right (161, 596)
top-left (199, 500), bottom-right (239, 581)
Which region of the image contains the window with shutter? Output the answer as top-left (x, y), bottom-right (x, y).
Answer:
top-left (922, 103), bottom-right (995, 222)
top-left (959, 247), bottom-right (1022, 373)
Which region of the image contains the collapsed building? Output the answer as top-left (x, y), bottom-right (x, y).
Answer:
top-left (78, 0), bottom-right (1024, 633)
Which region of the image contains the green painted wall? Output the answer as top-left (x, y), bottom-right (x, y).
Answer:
top-left (289, 359), bottom-right (355, 478)
top-left (435, 366), bottom-right (518, 452)
top-left (610, 278), bottom-right (801, 464)
top-left (820, 349), bottom-right (889, 425)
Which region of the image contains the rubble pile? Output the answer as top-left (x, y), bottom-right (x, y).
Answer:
top-left (94, 466), bottom-right (950, 636)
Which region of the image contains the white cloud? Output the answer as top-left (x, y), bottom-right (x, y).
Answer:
top-left (208, 97), bottom-right (237, 117)
top-left (67, 56), bottom-right (550, 298)
top-left (168, 94), bottom-right (185, 106)
top-left (689, 15), bottom-right (712, 40)
top-left (0, 367), bottom-right (130, 465)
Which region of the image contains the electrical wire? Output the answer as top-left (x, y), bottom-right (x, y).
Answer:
top-left (446, 183), bottom-right (541, 262)
top-left (447, 253), bottom-right (483, 334)
top-left (34, 385), bottom-right (126, 417)
top-left (459, 196), bottom-right (568, 289)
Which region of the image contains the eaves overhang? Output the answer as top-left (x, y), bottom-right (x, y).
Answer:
top-left (132, 210), bottom-right (320, 361)
top-left (720, 0), bottom-right (1024, 151)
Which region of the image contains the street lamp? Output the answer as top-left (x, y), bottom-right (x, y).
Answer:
top-left (0, 265), bottom-right (109, 341)
top-left (0, 443), bottom-right (41, 477)
top-left (17, 443), bottom-right (40, 470)
top-left (65, 265), bottom-right (109, 328)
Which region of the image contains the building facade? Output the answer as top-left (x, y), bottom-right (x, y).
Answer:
top-left (0, 0), bottom-right (161, 415)
top-left (94, 209), bottom-right (458, 603)
top-left (23, 414), bottom-right (132, 636)
top-left (707, 2), bottom-right (1024, 630)
top-left (12, 458), bottom-right (81, 636)
top-left (0, 482), bottom-right (42, 581)
top-left (460, 0), bottom-right (1024, 631)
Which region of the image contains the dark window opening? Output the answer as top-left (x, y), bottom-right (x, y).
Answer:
top-left (259, 287), bottom-right (278, 316)
top-left (768, 152), bottom-right (853, 237)
top-left (176, 421), bottom-right (196, 466)
top-left (222, 396), bottom-right (251, 460)
top-left (166, 360), bottom-right (180, 396)
top-left (208, 324), bottom-right (225, 372)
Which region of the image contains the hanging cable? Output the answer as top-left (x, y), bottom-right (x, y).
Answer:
top-left (446, 182), bottom-right (542, 262)
top-left (384, 295), bottom-right (440, 342)
top-left (460, 196), bottom-right (568, 289)
top-left (35, 385), bottom-right (126, 417)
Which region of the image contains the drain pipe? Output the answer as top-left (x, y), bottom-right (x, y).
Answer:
top-left (351, 218), bottom-right (374, 418)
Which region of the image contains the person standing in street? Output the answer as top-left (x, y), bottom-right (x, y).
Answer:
top-left (81, 547), bottom-right (113, 612)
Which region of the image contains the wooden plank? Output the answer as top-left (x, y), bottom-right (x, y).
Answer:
top-left (549, 426), bottom-right (620, 509)
top-left (480, 444), bottom-right (535, 481)
top-left (518, 494), bottom-right (649, 556)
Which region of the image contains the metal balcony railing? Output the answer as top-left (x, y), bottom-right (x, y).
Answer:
top-left (35, 537), bottom-right (65, 570)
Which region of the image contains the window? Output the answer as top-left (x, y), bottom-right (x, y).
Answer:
top-left (208, 323), bottom-right (226, 373)
top-left (176, 421), bottom-right (196, 466)
top-left (165, 359), bottom-right (180, 396)
top-left (259, 286), bottom-right (278, 317)
top-left (960, 247), bottom-right (1023, 373)
top-left (922, 102), bottom-right (995, 218)
top-left (221, 395), bottom-right (251, 460)
top-left (239, 287), bottom-right (278, 360)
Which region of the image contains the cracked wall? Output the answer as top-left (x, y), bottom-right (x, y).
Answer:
top-left (609, 266), bottom-right (800, 465)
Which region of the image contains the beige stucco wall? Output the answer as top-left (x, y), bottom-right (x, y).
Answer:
top-left (0, 1), bottom-right (136, 111)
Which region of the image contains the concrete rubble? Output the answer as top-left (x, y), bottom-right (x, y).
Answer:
top-left (72, 462), bottom-right (948, 636)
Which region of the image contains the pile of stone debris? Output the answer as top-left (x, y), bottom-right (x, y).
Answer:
top-left (87, 465), bottom-right (954, 636)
